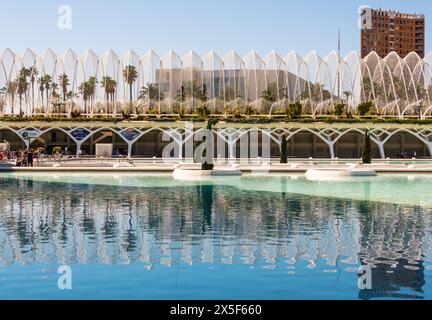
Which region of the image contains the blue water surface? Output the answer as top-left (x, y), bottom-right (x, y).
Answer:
top-left (0, 173), bottom-right (430, 300)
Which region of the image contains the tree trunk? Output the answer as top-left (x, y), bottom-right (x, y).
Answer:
top-left (129, 84), bottom-right (133, 114)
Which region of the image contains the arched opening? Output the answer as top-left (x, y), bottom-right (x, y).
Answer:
top-left (231, 130), bottom-right (278, 159)
top-left (132, 129), bottom-right (175, 158)
top-left (334, 131), bottom-right (381, 159)
top-left (289, 131), bottom-right (330, 158)
top-left (80, 130), bottom-right (127, 156)
top-left (29, 129), bottom-right (76, 154)
top-left (385, 132), bottom-right (429, 158)
top-left (0, 129), bottom-right (25, 150)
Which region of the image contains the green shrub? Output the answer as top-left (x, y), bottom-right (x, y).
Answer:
top-left (333, 103), bottom-right (346, 117)
top-left (286, 102), bottom-right (302, 119)
top-left (357, 101), bottom-right (373, 116)
top-left (196, 105), bottom-right (210, 118)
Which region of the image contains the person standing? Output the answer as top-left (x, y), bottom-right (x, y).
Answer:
top-left (27, 149), bottom-right (34, 167)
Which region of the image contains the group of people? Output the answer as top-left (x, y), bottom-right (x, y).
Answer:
top-left (0, 149), bottom-right (34, 167)
top-left (399, 150), bottom-right (417, 159)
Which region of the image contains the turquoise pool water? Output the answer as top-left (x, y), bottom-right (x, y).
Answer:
top-left (0, 172), bottom-right (431, 300)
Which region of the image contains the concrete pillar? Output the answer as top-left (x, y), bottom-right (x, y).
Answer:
top-left (228, 142), bottom-right (236, 159)
top-left (426, 143), bottom-right (432, 158)
top-left (178, 140), bottom-right (183, 160)
top-left (335, 141), bottom-right (339, 158)
top-left (328, 142), bottom-right (335, 159)
top-left (127, 142), bottom-right (132, 158)
top-left (377, 143), bottom-right (386, 159)
top-left (76, 142), bottom-right (82, 156)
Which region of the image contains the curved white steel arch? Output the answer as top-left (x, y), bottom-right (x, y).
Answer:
top-left (0, 49), bottom-right (431, 118)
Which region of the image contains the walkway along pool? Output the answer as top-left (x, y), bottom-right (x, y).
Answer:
top-left (0, 172), bottom-right (430, 299)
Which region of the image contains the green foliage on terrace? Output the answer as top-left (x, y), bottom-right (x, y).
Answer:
top-left (357, 101), bottom-right (374, 116)
top-left (3, 115), bottom-right (432, 125)
top-left (332, 103), bottom-right (346, 117)
top-left (286, 102), bottom-right (302, 119)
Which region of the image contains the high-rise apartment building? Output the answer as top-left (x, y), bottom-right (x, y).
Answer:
top-left (361, 8), bottom-right (425, 58)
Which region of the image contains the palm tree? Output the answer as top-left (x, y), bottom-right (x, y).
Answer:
top-left (343, 91), bottom-right (352, 105)
top-left (101, 76), bottom-right (117, 115)
top-left (58, 74), bottom-right (70, 102)
top-left (138, 83), bottom-right (163, 112)
top-left (29, 67), bottom-right (38, 114)
top-left (122, 65), bottom-right (138, 113)
top-left (87, 76), bottom-right (97, 113)
top-left (78, 76), bottom-right (97, 114)
top-left (40, 74), bottom-right (52, 112)
top-left (78, 81), bottom-right (90, 114)
top-left (261, 82), bottom-right (287, 103)
top-left (0, 86), bottom-right (6, 115)
top-left (224, 86), bottom-right (239, 102)
top-left (261, 87), bottom-right (277, 103)
top-left (17, 68), bottom-right (30, 115)
top-left (51, 82), bottom-right (62, 114)
top-left (4, 81), bottom-right (17, 114)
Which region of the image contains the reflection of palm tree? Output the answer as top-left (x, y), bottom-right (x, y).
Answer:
top-left (200, 185), bottom-right (213, 230)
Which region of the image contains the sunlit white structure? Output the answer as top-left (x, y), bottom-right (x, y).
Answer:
top-left (1, 49), bottom-right (431, 118)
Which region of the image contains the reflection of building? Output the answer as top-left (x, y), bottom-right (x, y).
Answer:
top-left (361, 8), bottom-right (425, 58)
top-left (0, 175), bottom-right (429, 299)
top-left (356, 203), bottom-right (428, 299)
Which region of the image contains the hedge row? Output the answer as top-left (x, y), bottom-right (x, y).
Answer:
top-left (0, 115), bottom-right (432, 125)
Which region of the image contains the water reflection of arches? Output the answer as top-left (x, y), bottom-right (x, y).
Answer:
top-left (356, 202), bottom-right (428, 300)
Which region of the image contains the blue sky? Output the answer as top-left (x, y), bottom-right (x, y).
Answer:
top-left (0, 0), bottom-right (430, 57)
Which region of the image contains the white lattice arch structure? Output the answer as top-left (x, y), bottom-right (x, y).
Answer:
top-left (2, 49), bottom-right (430, 117)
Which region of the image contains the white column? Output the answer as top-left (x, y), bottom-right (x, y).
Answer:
top-left (328, 142), bottom-right (335, 159)
top-left (76, 142), bottom-right (82, 156)
top-left (377, 142), bottom-right (386, 159)
top-left (127, 142), bottom-right (133, 158)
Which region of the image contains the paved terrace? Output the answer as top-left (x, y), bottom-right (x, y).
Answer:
top-left (1, 158), bottom-right (432, 173)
